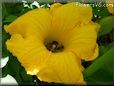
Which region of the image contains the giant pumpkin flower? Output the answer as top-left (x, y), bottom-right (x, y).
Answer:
top-left (5, 2), bottom-right (100, 84)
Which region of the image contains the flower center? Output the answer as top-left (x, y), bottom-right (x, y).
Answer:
top-left (45, 40), bottom-right (64, 53)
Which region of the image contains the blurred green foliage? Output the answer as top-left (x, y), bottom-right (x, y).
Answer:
top-left (98, 16), bottom-right (114, 37)
top-left (2, 1), bottom-right (114, 85)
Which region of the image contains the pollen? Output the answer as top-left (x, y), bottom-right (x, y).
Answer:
top-left (44, 40), bottom-right (64, 53)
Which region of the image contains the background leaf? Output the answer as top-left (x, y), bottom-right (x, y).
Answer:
top-left (92, 5), bottom-right (110, 22)
top-left (3, 15), bottom-right (17, 23)
top-left (84, 45), bottom-right (114, 83)
top-left (98, 16), bottom-right (114, 37)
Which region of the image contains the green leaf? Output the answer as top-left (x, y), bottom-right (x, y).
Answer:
top-left (92, 4), bottom-right (110, 22)
top-left (3, 15), bottom-right (17, 23)
top-left (98, 16), bottom-right (114, 37)
top-left (2, 64), bottom-right (10, 77)
top-left (84, 58), bottom-right (113, 84)
top-left (83, 47), bottom-right (114, 78)
top-left (21, 70), bottom-right (33, 82)
top-left (3, 3), bottom-right (23, 16)
top-left (84, 46), bottom-right (114, 83)
top-left (2, 29), bottom-right (10, 58)
top-left (8, 55), bottom-right (21, 74)
top-left (99, 42), bottom-right (114, 56)
top-left (2, 4), bottom-right (8, 20)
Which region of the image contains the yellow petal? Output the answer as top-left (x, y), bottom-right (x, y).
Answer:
top-left (106, 0), bottom-right (114, 14)
top-left (50, 3), bottom-right (62, 13)
top-left (37, 52), bottom-right (85, 84)
top-left (47, 2), bottom-right (92, 41)
top-left (5, 2), bottom-right (99, 84)
top-left (5, 8), bottom-right (52, 75)
top-left (64, 22), bottom-right (100, 61)
top-left (6, 34), bottom-right (51, 75)
top-left (5, 8), bottom-right (51, 39)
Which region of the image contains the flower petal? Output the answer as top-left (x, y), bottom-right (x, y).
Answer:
top-left (37, 52), bottom-right (85, 84)
top-left (5, 8), bottom-right (51, 39)
top-left (64, 22), bottom-right (100, 61)
top-left (48, 2), bottom-right (92, 40)
top-left (50, 3), bottom-right (62, 13)
top-left (5, 8), bottom-right (52, 75)
top-left (6, 34), bottom-right (50, 75)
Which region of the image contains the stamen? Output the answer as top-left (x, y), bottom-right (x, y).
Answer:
top-left (45, 40), bottom-right (64, 53)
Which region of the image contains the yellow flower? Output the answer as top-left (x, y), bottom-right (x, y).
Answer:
top-left (5, 2), bottom-right (100, 84)
top-left (106, 0), bottom-right (114, 14)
